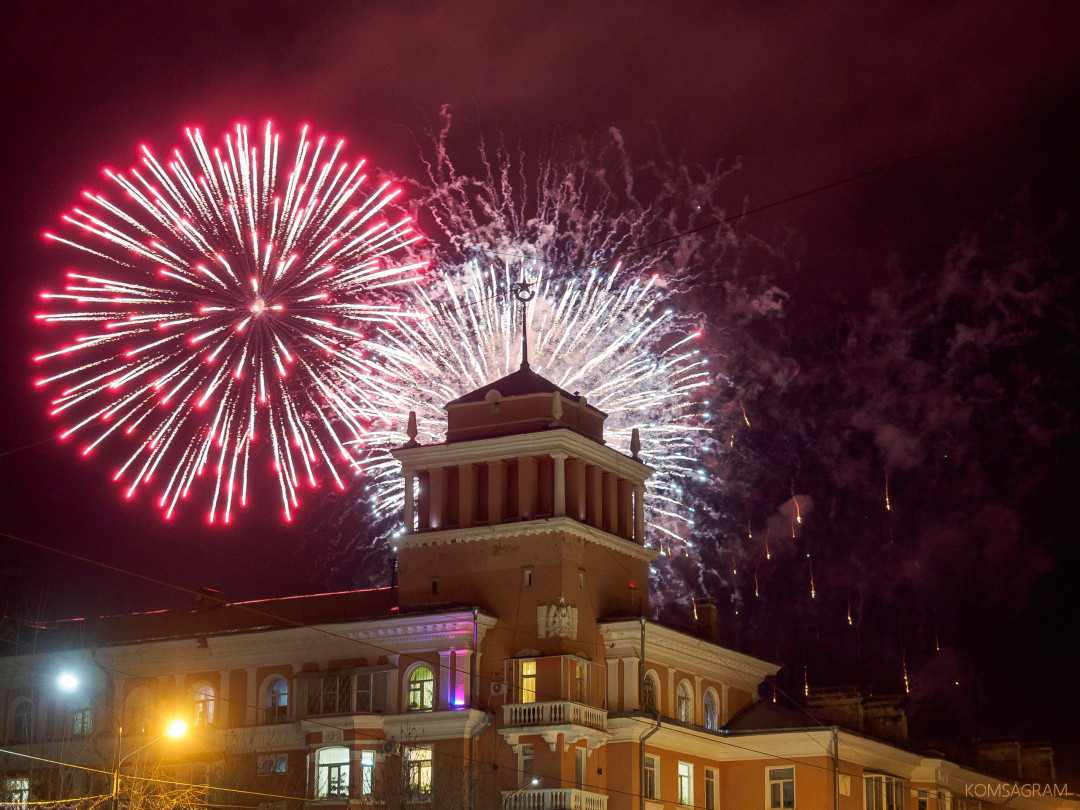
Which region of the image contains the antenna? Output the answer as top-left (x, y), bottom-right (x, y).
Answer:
top-left (513, 280), bottom-right (535, 369)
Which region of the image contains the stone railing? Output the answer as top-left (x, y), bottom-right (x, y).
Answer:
top-left (501, 788), bottom-right (608, 810)
top-left (502, 700), bottom-right (607, 732)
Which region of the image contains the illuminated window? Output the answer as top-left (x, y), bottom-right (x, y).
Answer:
top-left (4, 777), bottom-right (29, 809)
top-left (677, 761), bottom-right (693, 806)
top-left (405, 746), bottom-right (432, 798)
top-left (864, 773), bottom-right (904, 810)
top-left (264, 678), bottom-right (289, 724)
top-left (644, 755), bottom-right (659, 800)
top-left (642, 671), bottom-right (659, 713)
top-left (520, 660), bottom-right (536, 704)
top-left (767, 767), bottom-right (795, 809)
top-left (360, 751), bottom-right (375, 796)
top-left (71, 694), bottom-right (93, 737)
top-left (677, 681), bottom-right (693, 723)
top-left (407, 666), bottom-right (435, 712)
top-left (315, 747), bottom-right (350, 798)
top-left (704, 688), bottom-right (719, 730)
top-left (192, 683), bottom-right (216, 727)
top-left (257, 755), bottom-right (287, 776)
top-left (573, 661), bottom-right (586, 702)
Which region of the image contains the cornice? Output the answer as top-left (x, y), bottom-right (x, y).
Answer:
top-left (382, 708), bottom-right (490, 741)
top-left (391, 428), bottom-right (653, 482)
top-left (599, 620), bottom-right (778, 683)
top-left (397, 516), bottom-right (659, 563)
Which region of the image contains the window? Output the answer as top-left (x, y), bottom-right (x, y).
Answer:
top-left (575, 748), bottom-right (587, 790)
top-left (524, 568), bottom-right (533, 587)
top-left (125, 687), bottom-right (154, 735)
top-left (644, 755), bottom-right (659, 800)
top-left (192, 683), bottom-right (216, 727)
top-left (579, 569), bottom-right (585, 588)
top-left (864, 774), bottom-right (905, 810)
top-left (257, 755), bottom-right (287, 776)
top-left (407, 666), bottom-right (435, 712)
top-left (405, 746), bottom-right (432, 798)
top-left (705, 767), bottom-right (718, 810)
top-left (316, 747), bottom-right (350, 798)
top-left (8, 698), bottom-right (31, 745)
top-left (264, 677), bottom-right (289, 724)
top-left (573, 661), bottom-right (585, 703)
top-left (520, 660), bottom-right (536, 704)
top-left (704, 689), bottom-right (719, 730)
top-left (304, 670), bottom-right (388, 716)
top-left (642, 671), bottom-right (659, 713)
top-left (71, 694), bottom-right (93, 737)
top-left (677, 681), bottom-right (693, 723)
top-left (677, 761), bottom-right (693, 806)
top-left (4, 777), bottom-right (29, 810)
top-left (916, 790), bottom-right (928, 810)
top-left (519, 744), bottom-right (534, 787)
top-left (768, 767), bottom-right (795, 809)
top-left (360, 751), bottom-right (375, 796)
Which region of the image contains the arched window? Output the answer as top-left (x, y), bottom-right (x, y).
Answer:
top-left (677, 681), bottom-right (693, 723)
top-left (704, 688), bottom-right (719, 730)
top-left (315, 747), bottom-right (350, 798)
top-left (192, 683), bottom-right (216, 727)
top-left (264, 677), bottom-right (289, 724)
top-left (406, 666), bottom-right (434, 712)
top-left (124, 687), bottom-right (154, 735)
top-left (71, 693), bottom-right (93, 737)
top-left (8, 698), bottom-right (32, 744)
top-left (642, 671), bottom-right (659, 714)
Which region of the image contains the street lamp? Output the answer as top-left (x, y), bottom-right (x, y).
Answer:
top-left (111, 720), bottom-right (187, 810)
top-left (503, 777), bottom-right (539, 808)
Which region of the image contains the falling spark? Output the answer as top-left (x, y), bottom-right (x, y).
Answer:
top-left (754, 572), bottom-right (760, 597)
top-left (902, 650), bottom-right (910, 694)
top-left (885, 473), bottom-right (891, 511)
top-left (691, 596), bottom-right (699, 621)
top-left (732, 554), bottom-right (737, 575)
top-left (36, 123), bottom-right (423, 522)
top-left (764, 527), bottom-right (771, 560)
top-left (803, 666), bottom-right (809, 697)
top-left (847, 594), bottom-right (853, 626)
top-left (793, 491), bottom-right (802, 524)
top-left (739, 397), bottom-right (751, 427)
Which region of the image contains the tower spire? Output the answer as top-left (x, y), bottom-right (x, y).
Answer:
top-left (513, 279), bottom-right (535, 370)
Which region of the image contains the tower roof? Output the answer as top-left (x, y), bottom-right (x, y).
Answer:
top-left (447, 364), bottom-right (591, 408)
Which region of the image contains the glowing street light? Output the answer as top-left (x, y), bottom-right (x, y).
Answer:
top-left (112, 721), bottom-right (187, 810)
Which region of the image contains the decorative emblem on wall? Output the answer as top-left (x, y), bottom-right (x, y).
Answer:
top-left (537, 595), bottom-right (578, 639)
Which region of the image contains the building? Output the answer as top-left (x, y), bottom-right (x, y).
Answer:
top-left (1, 359), bottom-right (1076, 809)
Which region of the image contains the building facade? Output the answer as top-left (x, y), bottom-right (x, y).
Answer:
top-left (1, 363), bottom-right (1075, 810)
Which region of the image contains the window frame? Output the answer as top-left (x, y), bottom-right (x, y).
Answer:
top-left (124, 686), bottom-right (155, 735)
top-left (263, 676), bottom-right (289, 724)
top-left (767, 766), bottom-right (795, 809)
top-left (519, 659), bottom-right (537, 704)
top-left (644, 754), bottom-right (659, 800)
top-left (405, 664), bottom-right (435, 712)
top-left (703, 687), bottom-right (719, 730)
top-left (191, 682), bottom-right (216, 728)
top-left (864, 772), bottom-right (905, 810)
top-left (677, 761), bottom-right (694, 806)
top-left (4, 777), bottom-right (29, 810)
top-left (315, 746), bottom-right (351, 799)
top-left (360, 750), bottom-right (375, 796)
top-left (677, 680), bottom-right (693, 724)
top-left (704, 766), bottom-right (718, 810)
top-left (404, 746), bottom-right (432, 799)
top-left (642, 670), bottom-right (660, 714)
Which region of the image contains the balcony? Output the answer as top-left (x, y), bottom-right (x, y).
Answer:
top-left (503, 701), bottom-right (607, 732)
top-left (502, 788), bottom-right (609, 810)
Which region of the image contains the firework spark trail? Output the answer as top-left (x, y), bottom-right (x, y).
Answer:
top-left (336, 113), bottom-right (746, 562)
top-left (36, 123), bottom-right (425, 524)
top-left (354, 258), bottom-right (710, 541)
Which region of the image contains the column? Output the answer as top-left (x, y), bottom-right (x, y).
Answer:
top-left (458, 463), bottom-right (477, 528)
top-left (517, 456), bottom-right (537, 520)
top-left (438, 651), bottom-right (454, 710)
top-left (551, 452), bottom-right (567, 517)
top-left (487, 460), bottom-right (505, 525)
top-left (607, 659), bottom-right (621, 712)
top-left (246, 669), bottom-right (257, 725)
top-left (219, 670), bottom-right (231, 725)
top-left (603, 472), bottom-right (618, 534)
top-left (429, 467), bottom-right (446, 530)
top-left (623, 657), bottom-right (639, 712)
top-left (618, 479), bottom-right (633, 539)
top-left (387, 655), bottom-right (400, 713)
top-left (634, 485), bottom-right (646, 544)
top-left (404, 470), bottom-right (415, 533)
top-left (566, 458), bottom-right (586, 521)
top-left (586, 466), bottom-right (603, 528)
top-left (454, 650), bottom-right (472, 707)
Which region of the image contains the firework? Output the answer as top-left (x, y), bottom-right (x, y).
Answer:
top-left (36, 123), bottom-right (425, 523)
top-left (354, 258), bottom-right (709, 541)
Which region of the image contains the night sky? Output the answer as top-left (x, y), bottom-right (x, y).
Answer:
top-left (2, 0), bottom-right (1079, 780)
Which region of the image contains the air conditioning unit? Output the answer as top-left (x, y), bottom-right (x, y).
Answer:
top-left (381, 740), bottom-right (398, 755)
top-left (490, 682), bottom-right (505, 697)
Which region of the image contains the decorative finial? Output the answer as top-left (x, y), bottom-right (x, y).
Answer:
top-left (631, 428), bottom-right (641, 460)
top-left (514, 280), bottom-right (535, 369)
top-left (405, 410), bottom-right (419, 447)
top-left (551, 391), bottom-right (563, 420)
